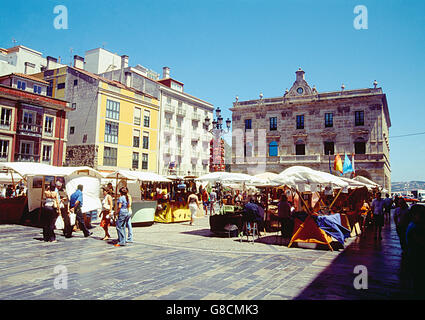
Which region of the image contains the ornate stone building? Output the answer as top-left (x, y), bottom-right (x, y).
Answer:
top-left (230, 68), bottom-right (391, 191)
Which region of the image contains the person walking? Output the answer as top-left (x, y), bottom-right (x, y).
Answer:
top-left (99, 187), bottom-right (113, 240)
top-left (371, 192), bottom-right (385, 240)
top-left (188, 193), bottom-right (200, 226)
top-left (69, 184), bottom-right (92, 238)
top-left (277, 194), bottom-right (292, 238)
top-left (114, 187), bottom-right (131, 247)
top-left (394, 197), bottom-right (410, 252)
top-left (383, 193), bottom-right (393, 223)
top-left (201, 188), bottom-right (209, 216)
top-left (124, 187), bottom-right (133, 243)
top-left (42, 181), bottom-right (61, 242)
top-left (209, 188), bottom-right (217, 215)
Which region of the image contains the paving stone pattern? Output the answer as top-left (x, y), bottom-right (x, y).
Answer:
top-left (0, 213), bottom-right (417, 300)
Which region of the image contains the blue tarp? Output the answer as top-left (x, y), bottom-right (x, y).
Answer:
top-left (314, 213), bottom-right (351, 245)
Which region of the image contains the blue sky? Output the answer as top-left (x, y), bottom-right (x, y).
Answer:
top-left (1, 0), bottom-right (424, 182)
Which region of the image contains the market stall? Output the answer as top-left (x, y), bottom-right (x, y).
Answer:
top-left (0, 162), bottom-right (103, 225)
top-left (271, 166), bottom-right (352, 250)
top-left (103, 170), bottom-right (171, 226)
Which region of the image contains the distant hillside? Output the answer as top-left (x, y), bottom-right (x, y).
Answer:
top-left (392, 181), bottom-right (425, 192)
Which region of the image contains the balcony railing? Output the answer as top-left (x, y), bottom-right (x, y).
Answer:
top-left (14, 153), bottom-right (40, 162)
top-left (0, 121), bottom-right (11, 131)
top-left (164, 104), bottom-right (174, 113)
top-left (176, 108), bottom-right (186, 117)
top-left (192, 113), bottom-right (201, 121)
top-left (0, 152), bottom-right (9, 162)
top-left (164, 146), bottom-right (174, 154)
top-left (175, 127), bottom-right (183, 136)
top-left (191, 151), bottom-right (200, 158)
top-left (280, 155), bottom-right (321, 162)
top-left (18, 122), bottom-right (42, 135)
top-left (175, 147), bottom-right (183, 156)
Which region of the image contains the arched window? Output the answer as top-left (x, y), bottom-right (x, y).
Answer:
top-left (269, 141), bottom-right (278, 157)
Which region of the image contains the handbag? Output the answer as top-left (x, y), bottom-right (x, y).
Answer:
top-left (55, 215), bottom-right (64, 230)
top-left (69, 212), bottom-right (76, 226)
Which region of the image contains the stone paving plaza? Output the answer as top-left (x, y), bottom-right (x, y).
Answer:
top-left (0, 212), bottom-right (419, 301)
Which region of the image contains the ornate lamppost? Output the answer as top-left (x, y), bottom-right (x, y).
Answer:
top-left (204, 107), bottom-right (231, 172)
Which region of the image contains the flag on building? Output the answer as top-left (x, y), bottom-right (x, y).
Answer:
top-left (334, 153), bottom-right (343, 175)
top-left (342, 153), bottom-right (354, 175)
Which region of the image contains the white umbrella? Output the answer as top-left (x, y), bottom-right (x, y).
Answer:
top-left (196, 172), bottom-right (254, 183)
top-left (104, 170), bottom-right (171, 182)
top-left (272, 166), bottom-right (349, 189)
top-left (352, 175), bottom-right (380, 187)
top-left (339, 177), bottom-right (374, 189)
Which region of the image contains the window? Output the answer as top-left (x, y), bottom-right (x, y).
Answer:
top-left (295, 143), bottom-right (305, 155)
top-left (105, 121), bottom-right (119, 144)
top-left (269, 141), bottom-right (278, 157)
top-left (245, 119), bottom-right (252, 131)
top-left (44, 116), bottom-right (54, 136)
top-left (296, 115), bottom-right (304, 129)
top-left (143, 110), bottom-right (150, 127)
top-left (73, 79), bottom-right (78, 86)
top-left (325, 113), bottom-right (333, 128)
top-left (324, 141), bottom-right (334, 155)
top-left (33, 85), bottom-right (42, 94)
top-left (0, 140), bottom-right (9, 160)
top-left (22, 111), bottom-right (36, 132)
top-left (17, 80), bottom-right (26, 90)
top-left (270, 117), bottom-right (277, 131)
top-left (354, 139), bottom-right (366, 154)
top-left (71, 103), bottom-right (76, 110)
top-left (355, 111), bottom-right (364, 126)
top-left (106, 99), bottom-right (120, 120)
top-left (167, 96), bottom-right (171, 104)
top-left (82, 134), bottom-right (87, 143)
top-left (70, 126), bottom-right (75, 135)
top-left (47, 80), bottom-right (53, 97)
top-left (134, 107), bottom-right (141, 125)
top-left (20, 141), bottom-right (33, 156)
top-left (142, 131), bottom-right (149, 149)
top-left (142, 153), bottom-right (148, 170)
top-left (103, 147), bottom-right (117, 166)
top-left (133, 129), bottom-right (140, 148)
top-left (57, 83), bottom-right (65, 90)
top-left (132, 152), bottom-right (139, 169)
top-left (42, 145), bottom-right (52, 163)
top-left (0, 108), bottom-right (12, 129)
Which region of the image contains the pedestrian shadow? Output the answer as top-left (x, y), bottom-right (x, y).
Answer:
top-left (180, 229), bottom-right (217, 237)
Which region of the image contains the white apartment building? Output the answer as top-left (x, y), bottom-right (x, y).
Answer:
top-left (158, 67), bottom-right (214, 176)
top-left (0, 45), bottom-right (64, 76)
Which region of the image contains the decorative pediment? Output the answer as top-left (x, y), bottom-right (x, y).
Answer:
top-left (287, 68), bottom-right (314, 97)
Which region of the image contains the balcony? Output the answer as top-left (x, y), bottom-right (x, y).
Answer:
top-left (14, 153), bottom-right (40, 162)
top-left (175, 127), bottom-right (183, 136)
top-left (280, 155), bottom-right (321, 163)
top-left (175, 147), bottom-right (183, 156)
top-left (18, 122), bottom-right (42, 136)
top-left (164, 146), bottom-right (174, 154)
top-left (0, 121), bottom-right (11, 131)
top-left (0, 152), bottom-right (9, 162)
top-left (176, 108), bottom-right (186, 117)
top-left (164, 104), bottom-right (174, 113)
top-left (192, 113), bottom-right (202, 121)
top-left (191, 151), bottom-right (200, 159)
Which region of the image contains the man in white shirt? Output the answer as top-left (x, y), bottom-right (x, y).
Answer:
top-left (371, 192), bottom-right (385, 240)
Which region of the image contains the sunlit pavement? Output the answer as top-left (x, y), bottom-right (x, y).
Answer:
top-left (0, 213), bottom-right (416, 300)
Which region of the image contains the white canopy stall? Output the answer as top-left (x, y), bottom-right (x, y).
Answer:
top-left (0, 162), bottom-right (103, 224)
top-left (103, 170), bottom-right (171, 226)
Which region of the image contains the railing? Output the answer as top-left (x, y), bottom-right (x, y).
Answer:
top-left (0, 152), bottom-right (9, 162)
top-left (43, 128), bottom-right (54, 137)
top-left (191, 151), bottom-right (200, 158)
top-left (18, 122), bottom-right (42, 135)
top-left (175, 147), bottom-right (183, 156)
top-left (14, 153), bottom-right (40, 162)
top-left (164, 104), bottom-right (174, 113)
top-left (192, 113), bottom-right (201, 121)
top-left (280, 155), bottom-right (321, 162)
top-left (164, 146), bottom-right (174, 154)
top-left (176, 108), bottom-right (186, 117)
top-left (0, 121), bottom-right (11, 130)
top-left (175, 127), bottom-right (183, 136)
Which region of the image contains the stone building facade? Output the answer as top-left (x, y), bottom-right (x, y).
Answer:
top-left (231, 69), bottom-right (391, 191)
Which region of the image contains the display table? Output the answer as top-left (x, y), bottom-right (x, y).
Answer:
top-left (131, 200), bottom-right (156, 226)
top-left (155, 201), bottom-right (191, 223)
top-left (209, 212), bottom-right (243, 236)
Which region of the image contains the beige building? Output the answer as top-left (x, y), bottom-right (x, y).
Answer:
top-left (231, 68), bottom-right (391, 191)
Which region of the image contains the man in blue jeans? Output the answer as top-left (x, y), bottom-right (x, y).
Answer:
top-left (69, 184), bottom-right (92, 238)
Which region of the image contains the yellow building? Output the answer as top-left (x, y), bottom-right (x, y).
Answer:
top-left (36, 64), bottom-right (160, 173)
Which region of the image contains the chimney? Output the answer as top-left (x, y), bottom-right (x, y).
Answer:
top-left (124, 71), bottom-right (132, 87)
top-left (24, 62), bottom-right (35, 74)
top-left (46, 56), bottom-right (58, 70)
top-left (73, 55), bottom-right (85, 69)
top-left (163, 66), bottom-right (170, 79)
top-left (121, 55), bottom-right (129, 69)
